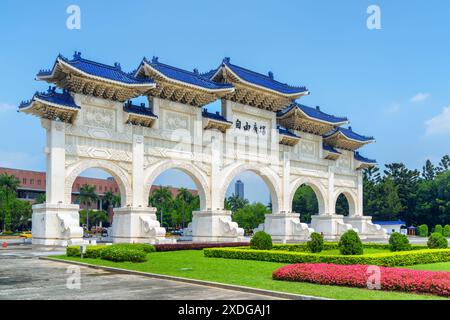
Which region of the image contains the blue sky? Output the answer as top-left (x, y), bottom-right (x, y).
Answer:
top-left (0, 0), bottom-right (449, 204)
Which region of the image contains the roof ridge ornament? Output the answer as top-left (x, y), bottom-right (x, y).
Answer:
top-left (193, 68), bottom-right (199, 75)
top-left (73, 51), bottom-right (82, 60)
top-left (152, 56), bottom-right (159, 63)
top-left (268, 71), bottom-right (274, 79)
top-left (222, 57), bottom-right (231, 64)
top-left (114, 62), bottom-right (121, 70)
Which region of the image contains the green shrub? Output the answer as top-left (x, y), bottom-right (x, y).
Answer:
top-left (112, 243), bottom-right (156, 253)
top-left (418, 224), bottom-right (428, 237)
top-left (434, 224), bottom-right (443, 235)
top-left (204, 247), bottom-right (450, 267)
top-left (250, 231), bottom-right (273, 250)
top-left (427, 232), bottom-right (448, 249)
top-left (338, 230), bottom-right (363, 255)
top-left (389, 232), bottom-right (411, 252)
top-left (306, 232), bottom-right (324, 253)
top-left (65, 243), bottom-right (155, 258)
top-left (84, 246), bottom-right (105, 258)
top-left (66, 245), bottom-right (81, 257)
top-left (444, 225), bottom-right (450, 238)
top-left (100, 246), bottom-right (147, 263)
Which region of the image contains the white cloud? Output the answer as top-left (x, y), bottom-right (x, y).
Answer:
top-left (0, 102), bottom-right (16, 113)
top-left (425, 106), bottom-right (450, 136)
top-left (411, 92), bottom-right (430, 103)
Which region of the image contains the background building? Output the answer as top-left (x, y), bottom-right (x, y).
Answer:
top-left (235, 180), bottom-right (244, 199)
top-left (0, 167), bottom-right (197, 210)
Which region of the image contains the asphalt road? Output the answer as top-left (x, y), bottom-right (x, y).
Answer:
top-left (0, 245), bottom-right (275, 300)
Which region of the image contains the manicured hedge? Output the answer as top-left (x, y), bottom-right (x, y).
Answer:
top-left (204, 247), bottom-right (450, 267)
top-left (272, 263), bottom-right (450, 297)
top-left (66, 243), bottom-right (156, 259)
top-left (271, 242), bottom-right (426, 252)
top-left (154, 242), bottom-right (249, 252)
top-left (100, 246), bottom-right (147, 263)
top-left (66, 245), bottom-right (105, 258)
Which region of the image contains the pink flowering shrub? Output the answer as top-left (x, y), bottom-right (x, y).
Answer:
top-left (273, 263), bottom-right (450, 297)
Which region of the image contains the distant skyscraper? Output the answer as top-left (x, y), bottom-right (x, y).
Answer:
top-left (235, 180), bottom-right (244, 199)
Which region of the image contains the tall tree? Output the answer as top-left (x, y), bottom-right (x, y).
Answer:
top-left (78, 184), bottom-right (98, 230)
top-left (292, 185), bottom-right (318, 223)
top-left (226, 193), bottom-right (249, 213)
top-left (149, 186), bottom-right (174, 226)
top-left (232, 202), bottom-right (269, 233)
top-left (422, 159), bottom-right (436, 180)
top-left (0, 173), bottom-right (20, 231)
top-left (437, 155), bottom-right (450, 173)
top-left (174, 188), bottom-right (194, 228)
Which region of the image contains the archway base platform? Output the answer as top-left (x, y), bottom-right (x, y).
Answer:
top-left (344, 216), bottom-right (388, 240)
top-left (31, 203), bottom-right (86, 247)
top-left (111, 207), bottom-right (176, 244)
top-left (191, 210), bottom-right (245, 242)
top-left (254, 212), bottom-right (313, 243)
top-left (310, 214), bottom-right (355, 241)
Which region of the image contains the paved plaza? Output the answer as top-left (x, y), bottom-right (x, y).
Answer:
top-left (0, 245), bottom-right (275, 300)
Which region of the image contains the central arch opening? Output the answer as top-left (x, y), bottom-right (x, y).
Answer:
top-left (147, 168), bottom-right (200, 233)
top-left (223, 170), bottom-right (275, 234)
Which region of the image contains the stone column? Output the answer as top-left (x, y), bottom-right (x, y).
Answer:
top-left (344, 171), bottom-right (388, 240)
top-left (32, 119), bottom-right (84, 247)
top-left (191, 134), bottom-right (244, 242)
top-left (311, 167), bottom-right (354, 240)
top-left (255, 152), bottom-right (313, 243)
top-left (111, 132), bottom-right (171, 244)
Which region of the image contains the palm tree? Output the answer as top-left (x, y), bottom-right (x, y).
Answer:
top-left (149, 186), bottom-right (174, 226)
top-left (226, 193), bottom-right (249, 213)
top-left (103, 190), bottom-right (115, 211)
top-left (0, 174), bottom-right (20, 232)
top-left (175, 188), bottom-right (194, 229)
top-left (78, 184), bottom-right (98, 230)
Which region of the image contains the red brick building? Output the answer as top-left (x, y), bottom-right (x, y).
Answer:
top-left (0, 167), bottom-right (197, 210)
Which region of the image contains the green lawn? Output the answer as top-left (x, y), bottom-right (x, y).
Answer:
top-left (53, 250), bottom-right (449, 300)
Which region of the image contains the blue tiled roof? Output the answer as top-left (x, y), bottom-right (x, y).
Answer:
top-left (324, 127), bottom-right (374, 142)
top-left (323, 143), bottom-right (340, 154)
top-left (19, 87), bottom-right (80, 110)
top-left (38, 52), bottom-right (154, 86)
top-left (277, 103), bottom-right (348, 124)
top-left (278, 126), bottom-right (300, 138)
top-left (373, 220), bottom-right (406, 226)
top-left (208, 58), bottom-right (308, 95)
top-left (140, 57), bottom-right (234, 91)
top-left (354, 152), bottom-right (376, 164)
top-left (123, 101), bottom-right (157, 118)
top-left (202, 109), bottom-right (232, 123)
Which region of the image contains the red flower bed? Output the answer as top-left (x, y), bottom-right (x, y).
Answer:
top-left (154, 242), bottom-right (248, 252)
top-left (273, 263), bottom-right (450, 297)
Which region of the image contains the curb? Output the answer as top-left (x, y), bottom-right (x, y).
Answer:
top-left (39, 256), bottom-right (329, 300)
